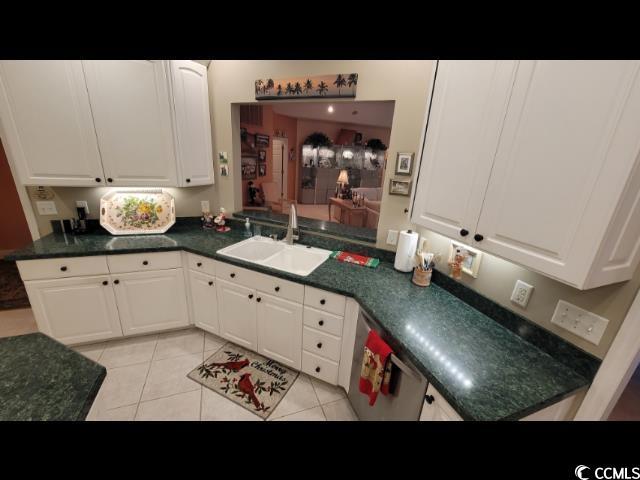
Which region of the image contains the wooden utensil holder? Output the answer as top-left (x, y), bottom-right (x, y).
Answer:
top-left (412, 267), bottom-right (432, 287)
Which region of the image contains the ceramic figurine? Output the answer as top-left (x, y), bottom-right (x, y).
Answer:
top-left (448, 247), bottom-right (467, 280)
top-left (214, 207), bottom-right (231, 233)
top-left (201, 211), bottom-right (215, 229)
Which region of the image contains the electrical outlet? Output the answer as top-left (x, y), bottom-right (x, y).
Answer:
top-left (36, 201), bottom-right (57, 215)
top-left (551, 300), bottom-right (609, 345)
top-left (510, 280), bottom-right (534, 308)
top-left (75, 200), bottom-right (89, 214)
top-left (201, 200), bottom-right (210, 212)
top-left (386, 230), bottom-right (399, 245)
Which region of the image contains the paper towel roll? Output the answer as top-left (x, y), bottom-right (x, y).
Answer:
top-left (394, 229), bottom-right (419, 272)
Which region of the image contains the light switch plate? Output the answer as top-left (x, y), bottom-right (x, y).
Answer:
top-left (75, 200), bottom-right (89, 214)
top-left (386, 230), bottom-right (399, 245)
top-left (551, 300), bottom-right (609, 345)
top-left (36, 201), bottom-right (57, 215)
top-left (201, 200), bottom-right (210, 212)
top-left (510, 280), bottom-right (533, 308)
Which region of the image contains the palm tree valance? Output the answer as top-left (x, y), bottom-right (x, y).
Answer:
top-left (255, 74), bottom-right (358, 100)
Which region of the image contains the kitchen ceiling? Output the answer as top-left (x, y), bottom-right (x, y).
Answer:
top-left (271, 100), bottom-right (395, 128)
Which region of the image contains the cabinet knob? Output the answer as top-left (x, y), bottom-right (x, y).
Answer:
top-left (317, 342), bottom-right (322, 349)
top-left (256, 297), bottom-right (261, 303)
top-left (318, 320), bottom-right (324, 326)
top-left (95, 178), bottom-right (102, 183)
top-left (320, 299), bottom-right (326, 305)
top-left (107, 178), bottom-right (113, 183)
top-left (60, 266), bottom-right (67, 272)
top-left (248, 294), bottom-right (254, 299)
top-left (142, 260), bottom-right (148, 266)
top-left (114, 279), bottom-right (120, 285)
top-left (102, 280), bottom-right (108, 286)
top-left (197, 262), bottom-right (202, 267)
top-left (208, 281), bottom-right (213, 286)
top-left (275, 286), bottom-right (280, 292)
top-left (460, 229), bottom-right (469, 237)
top-left (425, 394), bottom-right (435, 405)
top-left (186, 178), bottom-right (191, 183)
top-left (315, 366), bottom-right (321, 373)
top-left (473, 233), bottom-right (484, 242)
top-left (230, 273), bottom-right (236, 278)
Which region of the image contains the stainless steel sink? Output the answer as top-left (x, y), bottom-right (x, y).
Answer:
top-left (216, 236), bottom-right (331, 276)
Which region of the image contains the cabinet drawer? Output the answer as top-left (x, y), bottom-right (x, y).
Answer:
top-left (215, 261), bottom-right (261, 288)
top-left (257, 274), bottom-right (304, 304)
top-left (17, 256), bottom-right (109, 281)
top-left (107, 251), bottom-right (181, 273)
top-left (303, 306), bottom-right (344, 337)
top-left (302, 350), bottom-right (339, 385)
top-left (304, 286), bottom-right (346, 316)
top-left (302, 326), bottom-right (341, 362)
top-left (186, 252), bottom-right (216, 276)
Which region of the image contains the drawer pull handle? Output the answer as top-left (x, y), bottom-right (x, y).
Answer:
top-left (114, 279), bottom-right (120, 285)
top-left (107, 178), bottom-right (113, 183)
top-left (230, 273), bottom-right (236, 278)
top-left (102, 280), bottom-right (108, 286)
top-left (208, 281), bottom-right (214, 286)
top-left (60, 266), bottom-right (67, 272)
top-left (425, 394), bottom-right (435, 405)
top-left (197, 262), bottom-right (202, 267)
top-left (473, 233), bottom-right (484, 242)
top-left (460, 228), bottom-right (469, 237)
top-left (95, 177), bottom-right (102, 183)
top-left (142, 260), bottom-right (149, 266)
top-left (318, 320), bottom-right (324, 326)
top-left (248, 294), bottom-right (254, 299)
top-left (186, 178), bottom-right (191, 183)
top-left (257, 297), bottom-right (262, 303)
top-left (275, 286), bottom-right (280, 292)
top-left (320, 299), bottom-right (326, 305)
top-left (317, 342), bottom-right (322, 349)
top-left (315, 366), bottom-right (321, 373)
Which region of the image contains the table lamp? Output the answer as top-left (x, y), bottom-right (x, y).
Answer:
top-left (336, 169), bottom-right (349, 198)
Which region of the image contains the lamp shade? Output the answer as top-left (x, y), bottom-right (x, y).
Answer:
top-left (337, 169), bottom-right (349, 184)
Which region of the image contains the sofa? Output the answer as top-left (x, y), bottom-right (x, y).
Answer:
top-left (350, 187), bottom-right (382, 230)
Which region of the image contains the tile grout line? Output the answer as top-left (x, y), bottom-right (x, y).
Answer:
top-left (133, 338), bottom-right (159, 420)
top-left (308, 375), bottom-right (327, 420)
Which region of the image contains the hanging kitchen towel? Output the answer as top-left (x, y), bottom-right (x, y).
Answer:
top-left (359, 330), bottom-right (394, 406)
top-left (330, 250), bottom-right (380, 268)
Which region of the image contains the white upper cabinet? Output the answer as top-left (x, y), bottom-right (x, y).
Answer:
top-left (412, 61), bottom-right (517, 243)
top-left (413, 60), bottom-right (640, 289)
top-left (0, 61), bottom-right (105, 186)
top-left (82, 60), bottom-right (178, 187)
top-left (169, 60), bottom-right (214, 186)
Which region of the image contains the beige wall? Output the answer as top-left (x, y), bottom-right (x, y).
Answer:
top-left (208, 60), bottom-right (434, 245)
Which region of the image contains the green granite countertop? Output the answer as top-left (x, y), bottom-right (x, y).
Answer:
top-left (7, 223), bottom-right (599, 421)
top-left (0, 333), bottom-right (106, 420)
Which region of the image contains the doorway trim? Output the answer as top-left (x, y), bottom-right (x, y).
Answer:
top-left (575, 287), bottom-right (640, 420)
top-left (272, 137), bottom-right (288, 200)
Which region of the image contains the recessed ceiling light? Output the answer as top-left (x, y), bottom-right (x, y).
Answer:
top-left (327, 105), bottom-right (334, 113)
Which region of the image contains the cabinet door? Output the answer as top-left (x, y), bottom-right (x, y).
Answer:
top-left (0, 61), bottom-right (105, 186)
top-left (411, 60), bottom-right (517, 242)
top-left (188, 269), bottom-right (219, 335)
top-left (83, 60), bottom-right (177, 187)
top-left (216, 279), bottom-right (257, 351)
top-left (475, 61), bottom-right (640, 285)
top-left (419, 384), bottom-right (463, 421)
top-left (170, 60), bottom-right (214, 186)
top-left (25, 276), bottom-right (122, 345)
top-left (113, 268), bottom-right (189, 335)
top-left (257, 293), bottom-right (302, 369)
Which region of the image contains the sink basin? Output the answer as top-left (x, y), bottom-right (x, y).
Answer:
top-left (217, 236), bottom-right (331, 276)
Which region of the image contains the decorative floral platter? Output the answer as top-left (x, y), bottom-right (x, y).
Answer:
top-left (100, 189), bottom-right (176, 235)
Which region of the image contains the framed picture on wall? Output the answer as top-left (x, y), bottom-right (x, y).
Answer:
top-left (255, 134), bottom-right (270, 147)
top-left (258, 163), bottom-right (266, 177)
top-left (258, 149), bottom-right (266, 162)
top-left (389, 178), bottom-right (412, 196)
top-left (448, 241), bottom-right (483, 278)
top-left (395, 152), bottom-right (414, 176)
top-left (241, 157), bottom-right (257, 180)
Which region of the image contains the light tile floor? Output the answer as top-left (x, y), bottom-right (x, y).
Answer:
top-left (80, 328), bottom-right (358, 421)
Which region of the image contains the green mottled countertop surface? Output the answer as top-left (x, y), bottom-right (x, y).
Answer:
top-left (0, 333), bottom-right (106, 420)
top-left (7, 223), bottom-right (599, 421)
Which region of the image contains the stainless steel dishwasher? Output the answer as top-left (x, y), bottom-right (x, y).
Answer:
top-left (347, 310), bottom-right (428, 420)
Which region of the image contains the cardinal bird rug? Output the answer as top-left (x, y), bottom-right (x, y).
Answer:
top-left (187, 344), bottom-right (299, 419)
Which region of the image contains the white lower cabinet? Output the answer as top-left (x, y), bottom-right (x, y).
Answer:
top-left (188, 269), bottom-right (219, 335)
top-left (419, 384), bottom-right (463, 421)
top-left (112, 268), bottom-right (189, 336)
top-left (25, 275), bottom-right (122, 345)
top-left (256, 293), bottom-right (302, 369)
top-left (216, 278), bottom-right (257, 350)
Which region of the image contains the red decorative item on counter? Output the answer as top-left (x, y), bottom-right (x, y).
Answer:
top-left (330, 250), bottom-right (380, 268)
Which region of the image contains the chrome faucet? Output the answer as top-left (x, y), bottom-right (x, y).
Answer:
top-left (284, 204), bottom-right (299, 245)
